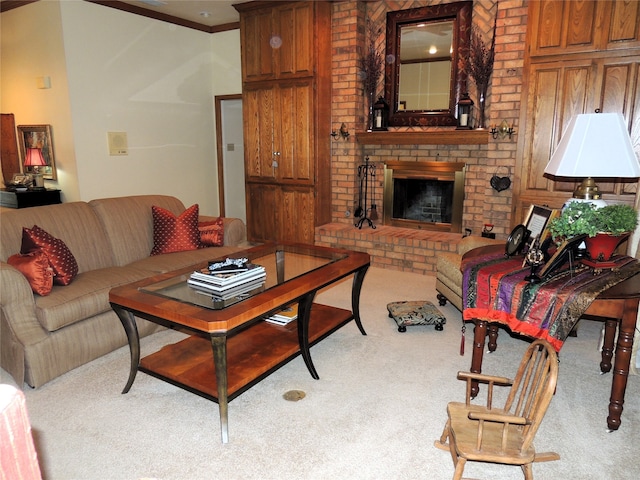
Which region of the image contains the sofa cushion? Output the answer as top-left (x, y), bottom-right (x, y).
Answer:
top-left (89, 195), bottom-right (188, 267)
top-left (34, 266), bottom-right (156, 332)
top-left (151, 204), bottom-right (200, 255)
top-left (7, 251), bottom-right (54, 296)
top-left (0, 202), bottom-right (115, 273)
top-left (199, 218), bottom-right (224, 247)
top-left (21, 225), bottom-right (79, 286)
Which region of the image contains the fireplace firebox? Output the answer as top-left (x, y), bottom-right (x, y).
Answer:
top-left (383, 161), bottom-right (465, 232)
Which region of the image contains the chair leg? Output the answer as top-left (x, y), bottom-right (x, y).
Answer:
top-left (452, 457), bottom-right (466, 480)
top-left (522, 463), bottom-right (533, 480)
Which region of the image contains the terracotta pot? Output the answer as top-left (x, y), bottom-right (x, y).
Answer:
top-left (584, 233), bottom-right (630, 262)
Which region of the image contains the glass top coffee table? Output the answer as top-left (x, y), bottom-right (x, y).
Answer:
top-left (109, 243), bottom-right (370, 443)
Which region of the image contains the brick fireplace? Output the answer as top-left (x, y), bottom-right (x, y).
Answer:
top-left (315, 0), bottom-right (527, 275)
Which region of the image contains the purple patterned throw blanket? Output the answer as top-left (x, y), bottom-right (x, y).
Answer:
top-left (462, 251), bottom-right (640, 351)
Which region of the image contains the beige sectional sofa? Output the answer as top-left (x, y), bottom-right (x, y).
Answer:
top-left (0, 195), bottom-right (247, 388)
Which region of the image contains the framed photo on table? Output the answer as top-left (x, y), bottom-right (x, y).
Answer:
top-left (523, 205), bottom-right (557, 249)
top-left (539, 234), bottom-right (587, 278)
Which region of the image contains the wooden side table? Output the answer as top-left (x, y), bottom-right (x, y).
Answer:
top-left (0, 188), bottom-right (61, 209)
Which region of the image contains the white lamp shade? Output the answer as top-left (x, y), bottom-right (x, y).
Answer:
top-left (544, 113), bottom-right (640, 178)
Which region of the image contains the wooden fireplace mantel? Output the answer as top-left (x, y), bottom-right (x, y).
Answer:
top-left (355, 130), bottom-right (489, 145)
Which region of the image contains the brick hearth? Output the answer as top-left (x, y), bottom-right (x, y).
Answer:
top-left (315, 223), bottom-right (463, 276)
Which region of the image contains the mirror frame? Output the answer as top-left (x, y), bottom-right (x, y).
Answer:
top-left (384, 1), bottom-right (472, 127)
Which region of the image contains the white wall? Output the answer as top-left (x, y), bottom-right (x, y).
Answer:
top-left (1, 0), bottom-right (78, 201)
top-left (1, 0), bottom-right (243, 216)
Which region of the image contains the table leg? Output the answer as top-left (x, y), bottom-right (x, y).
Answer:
top-left (606, 298), bottom-right (638, 432)
top-left (297, 291), bottom-right (319, 380)
top-left (111, 304), bottom-right (140, 394)
top-left (487, 324), bottom-right (499, 352)
top-left (600, 319), bottom-right (617, 374)
top-left (210, 335), bottom-right (229, 443)
top-left (351, 265), bottom-right (369, 336)
top-left (470, 319), bottom-right (488, 398)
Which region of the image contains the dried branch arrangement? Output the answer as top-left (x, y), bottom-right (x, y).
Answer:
top-left (467, 26), bottom-right (495, 87)
top-left (359, 18), bottom-right (384, 98)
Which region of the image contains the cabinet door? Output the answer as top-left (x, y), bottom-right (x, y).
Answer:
top-left (246, 183), bottom-right (278, 243)
top-left (528, 0), bottom-right (640, 57)
top-left (239, 1), bottom-right (314, 82)
top-left (514, 56), bottom-right (640, 220)
top-left (244, 82), bottom-right (314, 184)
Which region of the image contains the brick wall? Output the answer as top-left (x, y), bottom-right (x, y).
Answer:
top-left (316, 0), bottom-right (528, 275)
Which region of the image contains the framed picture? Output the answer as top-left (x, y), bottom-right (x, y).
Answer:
top-left (17, 124), bottom-right (57, 180)
top-left (523, 205), bottom-right (557, 248)
top-left (539, 234), bottom-right (587, 278)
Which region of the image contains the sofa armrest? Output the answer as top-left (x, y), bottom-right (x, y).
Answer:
top-left (199, 216), bottom-right (247, 247)
top-left (0, 263), bottom-right (49, 386)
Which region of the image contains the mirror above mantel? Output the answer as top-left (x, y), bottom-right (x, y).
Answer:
top-left (384, 1), bottom-right (472, 127)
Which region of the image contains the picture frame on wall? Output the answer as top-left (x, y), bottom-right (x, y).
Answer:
top-left (17, 124), bottom-right (57, 180)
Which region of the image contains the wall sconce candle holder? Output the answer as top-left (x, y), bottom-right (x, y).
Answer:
top-left (372, 97), bottom-right (389, 131)
top-left (331, 123), bottom-right (350, 140)
top-left (491, 119), bottom-right (516, 139)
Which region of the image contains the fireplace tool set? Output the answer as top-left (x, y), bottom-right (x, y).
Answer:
top-left (354, 156), bottom-right (377, 229)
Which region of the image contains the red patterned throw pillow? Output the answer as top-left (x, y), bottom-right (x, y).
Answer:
top-left (151, 204), bottom-right (200, 255)
top-left (7, 250), bottom-right (54, 296)
top-left (198, 218), bottom-right (224, 247)
top-left (21, 225), bottom-right (79, 286)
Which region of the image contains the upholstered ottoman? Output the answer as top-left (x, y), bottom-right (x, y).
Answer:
top-left (386, 301), bottom-right (446, 332)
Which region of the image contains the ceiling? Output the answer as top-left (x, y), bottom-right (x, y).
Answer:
top-left (0, 0), bottom-right (254, 32)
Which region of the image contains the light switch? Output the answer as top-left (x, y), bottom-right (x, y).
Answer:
top-left (36, 76), bottom-right (51, 89)
top-left (107, 132), bottom-right (128, 155)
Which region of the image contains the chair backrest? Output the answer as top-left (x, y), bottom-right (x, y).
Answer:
top-left (502, 339), bottom-right (559, 451)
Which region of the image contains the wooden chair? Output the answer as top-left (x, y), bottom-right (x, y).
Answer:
top-left (434, 339), bottom-right (560, 480)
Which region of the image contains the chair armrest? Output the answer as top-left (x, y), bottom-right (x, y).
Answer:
top-left (468, 411), bottom-right (529, 426)
top-left (457, 371), bottom-right (512, 386)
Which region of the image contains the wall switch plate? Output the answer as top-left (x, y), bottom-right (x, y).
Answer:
top-left (107, 132), bottom-right (128, 155)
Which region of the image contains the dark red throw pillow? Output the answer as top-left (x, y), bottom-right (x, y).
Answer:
top-left (150, 204), bottom-right (200, 255)
top-left (198, 218), bottom-right (224, 247)
top-left (21, 225), bottom-right (78, 286)
top-left (7, 250), bottom-right (54, 296)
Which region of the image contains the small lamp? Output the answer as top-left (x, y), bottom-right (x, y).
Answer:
top-left (456, 93), bottom-right (473, 129)
top-left (24, 148), bottom-right (47, 188)
top-left (372, 97), bottom-right (389, 131)
top-left (544, 112), bottom-right (640, 207)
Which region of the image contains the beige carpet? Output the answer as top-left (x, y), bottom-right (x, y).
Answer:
top-left (2, 267), bottom-right (639, 479)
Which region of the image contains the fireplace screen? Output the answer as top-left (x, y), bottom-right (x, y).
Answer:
top-left (383, 161), bottom-right (465, 232)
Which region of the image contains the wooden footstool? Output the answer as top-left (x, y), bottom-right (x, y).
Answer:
top-left (386, 301), bottom-right (446, 333)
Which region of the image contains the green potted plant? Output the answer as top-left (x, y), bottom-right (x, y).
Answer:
top-left (548, 202), bottom-right (638, 263)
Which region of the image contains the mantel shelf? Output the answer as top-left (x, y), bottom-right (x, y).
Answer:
top-left (355, 130), bottom-right (489, 145)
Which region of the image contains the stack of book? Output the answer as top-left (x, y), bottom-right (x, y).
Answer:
top-left (188, 257), bottom-right (266, 300)
top-left (265, 304), bottom-right (299, 325)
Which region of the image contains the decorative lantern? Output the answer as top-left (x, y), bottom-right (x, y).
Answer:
top-left (372, 97), bottom-right (389, 131)
top-left (457, 93), bottom-right (474, 129)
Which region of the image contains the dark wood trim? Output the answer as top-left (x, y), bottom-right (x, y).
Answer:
top-left (0, 0), bottom-right (38, 13)
top-left (355, 129), bottom-right (489, 145)
top-left (85, 1), bottom-right (239, 33)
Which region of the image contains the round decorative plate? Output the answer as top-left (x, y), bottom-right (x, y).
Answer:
top-left (505, 224), bottom-right (528, 256)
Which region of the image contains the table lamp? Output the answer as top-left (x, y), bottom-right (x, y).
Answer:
top-left (24, 147), bottom-right (47, 188)
top-left (544, 112), bottom-right (640, 207)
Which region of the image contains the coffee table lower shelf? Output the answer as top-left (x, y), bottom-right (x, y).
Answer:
top-left (138, 303), bottom-right (353, 402)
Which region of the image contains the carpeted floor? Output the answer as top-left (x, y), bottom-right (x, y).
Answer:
top-left (2, 267), bottom-right (639, 479)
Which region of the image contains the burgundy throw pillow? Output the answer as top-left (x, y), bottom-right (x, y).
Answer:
top-left (7, 250), bottom-right (54, 296)
top-left (21, 225), bottom-right (78, 286)
top-left (198, 218), bottom-right (224, 247)
top-left (151, 204), bottom-right (200, 255)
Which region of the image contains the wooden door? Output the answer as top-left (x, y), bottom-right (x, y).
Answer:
top-left (1, 113), bottom-right (20, 184)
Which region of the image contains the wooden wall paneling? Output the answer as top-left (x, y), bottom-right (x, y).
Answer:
top-left (607, 0), bottom-right (640, 49)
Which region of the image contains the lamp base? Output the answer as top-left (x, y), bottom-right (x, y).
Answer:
top-left (573, 177), bottom-right (601, 200)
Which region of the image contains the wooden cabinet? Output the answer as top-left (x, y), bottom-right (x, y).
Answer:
top-left (239, 1), bottom-right (314, 82)
top-left (513, 1), bottom-right (640, 221)
top-left (527, 0), bottom-right (640, 56)
top-left (236, 1), bottom-right (331, 243)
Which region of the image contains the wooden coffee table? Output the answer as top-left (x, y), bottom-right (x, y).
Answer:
top-left (109, 243), bottom-right (370, 443)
